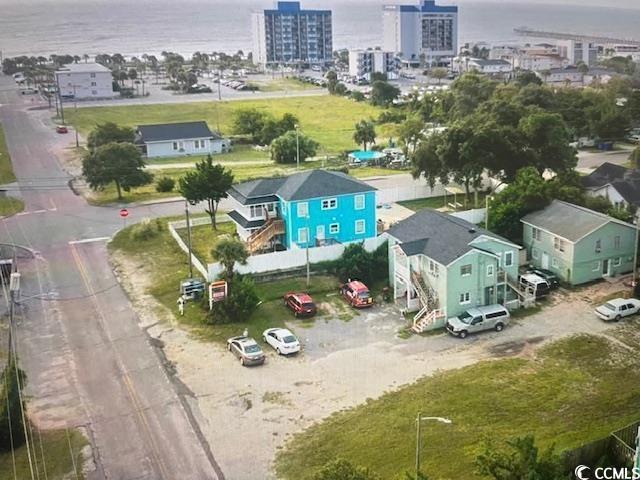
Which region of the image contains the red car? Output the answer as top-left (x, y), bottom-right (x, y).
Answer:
top-left (340, 280), bottom-right (373, 308)
top-left (56, 125), bottom-right (68, 134)
top-left (283, 292), bottom-right (317, 317)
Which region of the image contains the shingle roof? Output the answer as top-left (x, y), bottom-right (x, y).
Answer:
top-left (136, 121), bottom-right (218, 143)
top-left (388, 209), bottom-right (516, 265)
top-left (228, 170), bottom-right (376, 205)
top-left (521, 200), bottom-right (634, 242)
top-left (228, 210), bottom-right (266, 229)
top-left (582, 163), bottom-right (640, 207)
top-left (582, 162), bottom-right (629, 188)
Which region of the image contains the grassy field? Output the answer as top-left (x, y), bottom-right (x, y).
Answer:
top-left (0, 428), bottom-right (87, 480)
top-left (0, 124), bottom-right (16, 185)
top-left (276, 332), bottom-right (640, 479)
top-left (66, 95), bottom-right (387, 153)
top-left (399, 192), bottom-right (489, 212)
top-left (248, 77), bottom-right (318, 92)
top-left (0, 197), bottom-right (25, 217)
top-left (109, 218), bottom-right (351, 343)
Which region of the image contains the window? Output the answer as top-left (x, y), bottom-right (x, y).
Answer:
top-left (593, 261), bottom-right (600, 272)
top-left (614, 257), bottom-right (622, 266)
top-left (532, 227), bottom-right (542, 241)
top-left (194, 140), bottom-right (204, 149)
top-left (91, 90), bottom-right (97, 95)
top-left (504, 251), bottom-right (513, 267)
top-left (329, 223), bottom-right (339, 234)
top-left (614, 236), bottom-right (621, 249)
top-left (553, 237), bottom-right (565, 253)
top-left (355, 219), bottom-right (365, 234)
top-left (249, 205), bottom-right (265, 218)
top-left (429, 260), bottom-right (439, 276)
top-left (459, 292), bottom-right (470, 304)
top-left (354, 194), bottom-right (365, 210)
top-left (172, 142), bottom-right (179, 150)
top-left (552, 258), bottom-right (559, 268)
top-left (460, 264), bottom-right (472, 276)
top-left (90, 73), bottom-right (96, 78)
top-left (532, 248), bottom-right (539, 260)
top-left (487, 265), bottom-right (494, 277)
top-left (298, 228), bottom-right (309, 244)
top-left (91, 81), bottom-right (97, 86)
top-left (321, 198), bottom-right (337, 210)
top-left (595, 239), bottom-right (601, 253)
top-left (297, 202), bottom-right (308, 218)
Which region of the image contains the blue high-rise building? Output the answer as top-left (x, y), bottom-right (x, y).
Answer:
top-left (383, 0), bottom-right (458, 66)
top-left (252, 1), bottom-right (333, 67)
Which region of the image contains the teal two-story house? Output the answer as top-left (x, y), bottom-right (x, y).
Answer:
top-left (227, 170), bottom-right (377, 253)
top-left (387, 209), bottom-right (524, 333)
top-left (521, 200), bottom-right (636, 286)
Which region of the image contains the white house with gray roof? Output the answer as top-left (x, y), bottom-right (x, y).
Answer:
top-left (134, 121), bottom-right (229, 158)
top-left (521, 200), bottom-right (636, 285)
top-left (55, 62), bottom-right (115, 100)
top-left (387, 209), bottom-right (524, 333)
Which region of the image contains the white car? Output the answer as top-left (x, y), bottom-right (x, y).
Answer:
top-left (263, 328), bottom-right (301, 355)
top-left (594, 298), bottom-right (640, 321)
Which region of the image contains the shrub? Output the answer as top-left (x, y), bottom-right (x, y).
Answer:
top-left (155, 176), bottom-right (175, 192)
top-left (377, 110), bottom-right (406, 124)
top-left (208, 275), bottom-right (260, 324)
top-left (332, 241), bottom-right (388, 286)
top-left (131, 218), bottom-right (163, 241)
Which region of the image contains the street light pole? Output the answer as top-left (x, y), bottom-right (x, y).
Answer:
top-left (633, 216), bottom-right (639, 287)
top-left (295, 124), bottom-right (300, 170)
top-left (415, 414), bottom-right (452, 479)
top-left (73, 85), bottom-right (79, 147)
top-left (306, 213), bottom-right (311, 288)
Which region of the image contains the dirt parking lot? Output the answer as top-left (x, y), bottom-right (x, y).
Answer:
top-left (115, 251), bottom-right (630, 479)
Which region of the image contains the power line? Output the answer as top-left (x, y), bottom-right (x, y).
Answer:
top-left (3, 345), bottom-right (18, 480)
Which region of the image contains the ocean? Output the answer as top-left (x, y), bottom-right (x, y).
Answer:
top-left (1, 0), bottom-right (640, 59)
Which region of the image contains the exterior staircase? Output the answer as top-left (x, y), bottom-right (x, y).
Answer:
top-left (247, 218), bottom-right (285, 254)
top-left (410, 270), bottom-right (444, 333)
top-left (500, 269), bottom-right (536, 308)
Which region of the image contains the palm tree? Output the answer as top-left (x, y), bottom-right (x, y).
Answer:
top-left (83, 54), bottom-right (89, 63)
top-left (353, 120), bottom-right (376, 151)
top-left (211, 238), bottom-right (249, 283)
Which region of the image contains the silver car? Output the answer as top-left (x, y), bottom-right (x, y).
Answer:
top-left (227, 336), bottom-right (266, 366)
top-left (446, 304), bottom-right (510, 339)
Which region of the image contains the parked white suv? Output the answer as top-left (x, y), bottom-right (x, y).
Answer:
top-left (446, 304), bottom-right (510, 338)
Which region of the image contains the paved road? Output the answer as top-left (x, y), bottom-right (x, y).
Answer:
top-left (0, 75), bottom-right (223, 479)
top-left (576, 147), bottom-right (634, 170)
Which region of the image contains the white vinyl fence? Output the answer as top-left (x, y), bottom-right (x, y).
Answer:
top-left (168, 217), bottom-right (209, 279)
top-left (207, 235), bottom-right (387, 281)
top-left (450, 208), bottom-right (487, 225)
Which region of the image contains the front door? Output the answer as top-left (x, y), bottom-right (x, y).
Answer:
top-left (602, 259), bottom-right (610, 277)
top-left (316, 225), bottom-right (325, 242)
top-left (541, 252), bottom-right (550, 269)
top-left (484, 286), bottom-right (494, 305)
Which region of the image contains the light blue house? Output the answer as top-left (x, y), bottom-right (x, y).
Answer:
top-left (227, 170), bottom-right (377, 253)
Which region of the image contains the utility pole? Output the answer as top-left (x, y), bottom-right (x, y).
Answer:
top-left (633, 216), bottom-right (639, 287)
top-left (55, 73), bottom-right (65, 124)
top-left (295, 124), bottom-right (300, 170)
top-left (73, 85), bottom-right (79, 147)
top-left (185, 200), bottom-right (194, 279)
top-left (217, 68), bottom-right (222, 101)
top-left (305, 214), bottom-right (311, 288)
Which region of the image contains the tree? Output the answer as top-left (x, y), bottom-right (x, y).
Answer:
top-left (353, 120), bottom-right (376, 151)
top-left (515, 70), bottom-right (542, 87)
top-left (211, 237), bottom-right (249, 282)
top-left (487, 167), bottom-right (551, 241)
top-left (630, 147), bottom-right (640, 169)
top-left (476, 435), bottom-right (567, 480)
top-left (518, 112), bottom-right (577, 174)
top-left (82, 142), bottom-right (153, 199)
top-left (313, 459), bottom-right (381, 480)
top-left (178, 155), bottom-right (234, 229)
top-left (411, 132), bottom-right (446, 189)
top-left (270, 130), bottom-right (319, 164)
top-left (430, 67), bottom-right (448, 85)
top-left (370, 80), bottom-right (400, 107)
top-left (87, 122), bottom-right (135, 151)
top-left (398, 115), bottom-right (425, 156)
top-left (231, 108), bottom-right (268, 142)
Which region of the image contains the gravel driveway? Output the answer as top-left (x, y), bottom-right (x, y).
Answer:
top-left (153, 280), bottom-right (627, 479)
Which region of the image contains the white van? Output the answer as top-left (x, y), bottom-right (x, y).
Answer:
top-left (519, 273), bottom-right (550, 299)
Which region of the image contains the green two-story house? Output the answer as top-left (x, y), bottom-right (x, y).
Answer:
top-left (387, 209), bottom-right (524, 333)
top-left (521, 200), bottom-right (636, 286)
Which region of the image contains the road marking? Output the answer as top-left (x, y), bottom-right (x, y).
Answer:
top-left (49, 197), bottom-right (57, 211)
top-left (70, 244), bottom-right (170, 479)
top-left (68, 237), bottom-right (110, 245)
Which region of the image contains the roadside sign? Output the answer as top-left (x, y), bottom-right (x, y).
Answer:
top-left (119, 208), bottom-right (129, 218)
top-left (209, 280), bottom-right (228, 309)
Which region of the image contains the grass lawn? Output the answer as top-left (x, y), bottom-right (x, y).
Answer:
top-left (276, 333), bottom-right (640, 479)
top-left (399, 191), bottom-right (489, 212)
top-left (249, 77), bottom-right (318, 92)
top-left (0, 124), bottom-right (17, 185)
top-left (109, 218), bottom-right (347, 344)
top-left (66, 95), bottom-right (387, 153)
top-left (0, 197), bottom-right (25, 217)
top-left (0, 428), bottom-right (87, 480)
